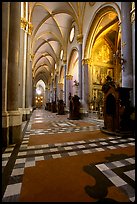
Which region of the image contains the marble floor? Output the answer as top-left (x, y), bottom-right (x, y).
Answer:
top-left (2, 109), bottom-right (135, 202)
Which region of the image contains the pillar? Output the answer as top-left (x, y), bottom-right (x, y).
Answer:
top-left (77, 34), bottom-right (83, 99)
top-left (63, 60), bottom-right (67, 104)
top-left (121, 2), bottom-right (133, 104)
top-left (58, 82), bottom-right (64, 100)
top-left (2, 2), bottom-right (10, 147)
top-left (55, 73), bottom-right (59, 101)
top-left (18, 27), bottom-right (25, 111)
top-left (7, 2), bottom-right (22, 144)
top-left (66, 74), bottom-right (73, 108)
top-left (82, 58), bottom-right (89, 111)
top-left (49, 81), bottom-right (53, 103)
top-left (131, 2), bottom-right (135, 107)
top-left (25, 34), bottom-right (33, 119)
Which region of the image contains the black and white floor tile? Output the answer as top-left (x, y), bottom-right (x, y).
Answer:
top-left (2, 110), bottom-right (135, 202)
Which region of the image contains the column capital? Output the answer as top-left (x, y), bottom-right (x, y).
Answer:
top-left (82, 58), bottom-right (90, 65)
top-left (28, 21), bottom-right (33, 35)
top-left (58, 82), bottom-right (63, 86)
top-left (21, 17), bottom-right (27, 31)
top-left (55, 71), bottom-right (59, 76)
top-left (130, 2), bottom-right (135, 23)
top-left (77, 34), bottom-right (83, 44)
top-left (63, 59), bottom-right (67, 64)
top-left (66, 74), bottom-right (73, 80)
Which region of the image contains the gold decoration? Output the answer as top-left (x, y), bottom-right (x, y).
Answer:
top-left (130, 2), bottom-right (135, 23)
top-left (30, 54), bottom-right (34, 61)
top-left (63, 59), bottom-right (67, 64)
top-left (122, 41), bottom-right (126, 47)
top-left (82, 58), bottom-right (90, 65)
top-left (21, 17), bottom-right (27, 31)
top-left (28, 22), bottom-right (33, 35)
top-left (76, 34), bottom-right (83, 44)
top-left (131, 11), bottom-right (135, 23)
top-left (66, 75), bottom-right (73, 80)
top-left (118, 22), bottom-right (121, 33)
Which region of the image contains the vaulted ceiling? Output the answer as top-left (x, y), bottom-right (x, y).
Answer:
top-left (28, 2), bottom-right (119, 87)
top-left (28, 2), bottom-right (88, 85)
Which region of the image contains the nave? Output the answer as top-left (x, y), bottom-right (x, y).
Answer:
top-left (2, 109), bottom-right (135, 202)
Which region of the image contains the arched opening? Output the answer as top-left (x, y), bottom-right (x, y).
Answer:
top-left (85, 7), bottom-right (121, 114)
top-left (35, 80), bottom-right (45, 108)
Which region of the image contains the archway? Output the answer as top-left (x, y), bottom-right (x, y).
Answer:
top-left (85, 7), bottom-right (121, 113)
top-left (35, 80), bottom-right (45, 108)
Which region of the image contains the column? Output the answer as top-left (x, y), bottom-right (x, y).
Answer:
top-left (50, 81), bottom-right (53, 103)
top-left (2, 2), bottom-right (10, 147)
top-left (7, 2), bottom-right (22, 144)
top-left (25, 34), bottom-right (33, 119)
top-left (82, 58), bottom-right (89, 111)
top-left (56, 76), bottom-right (58, 103)
top-left (58, 82), bottom-right (64, 100)
top-left (131, 2), bottom-right (135, 107)
top-left (18, 27), bottom-right (25, 111)
top-left (45, 87), bottom-right (48, 104)
top-left (66, 74), bottom-right (73, 108)
top-left (63, 60), bottom-right (67, 104)
top-left (48, 86), bottom-right (50, 102)
top-left (121, 2), bottom-right (133, 104)
top-left (77, 34), bottom-right (83, 99)
top-left (32, 80), bottom-right (36, 108)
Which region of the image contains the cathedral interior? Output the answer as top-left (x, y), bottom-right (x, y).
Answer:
top-left (2, 2), bottom-right (135, 202)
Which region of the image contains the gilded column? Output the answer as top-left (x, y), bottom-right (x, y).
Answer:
top-left (77, 34), bottom-right (83, 99)
top-left (131, 2), bottom-right (135, 107)
top-left (121, 2), bottom-right (133, 103)
top-left (2, 2), bottom-right (10, 147)
top-left (7, 2), bottom-right (22, 144)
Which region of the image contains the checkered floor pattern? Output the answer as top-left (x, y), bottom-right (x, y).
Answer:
top-left (2, 110), bottom-right (135, 202)
top-left (96, 157), bottom-right (135, 202)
